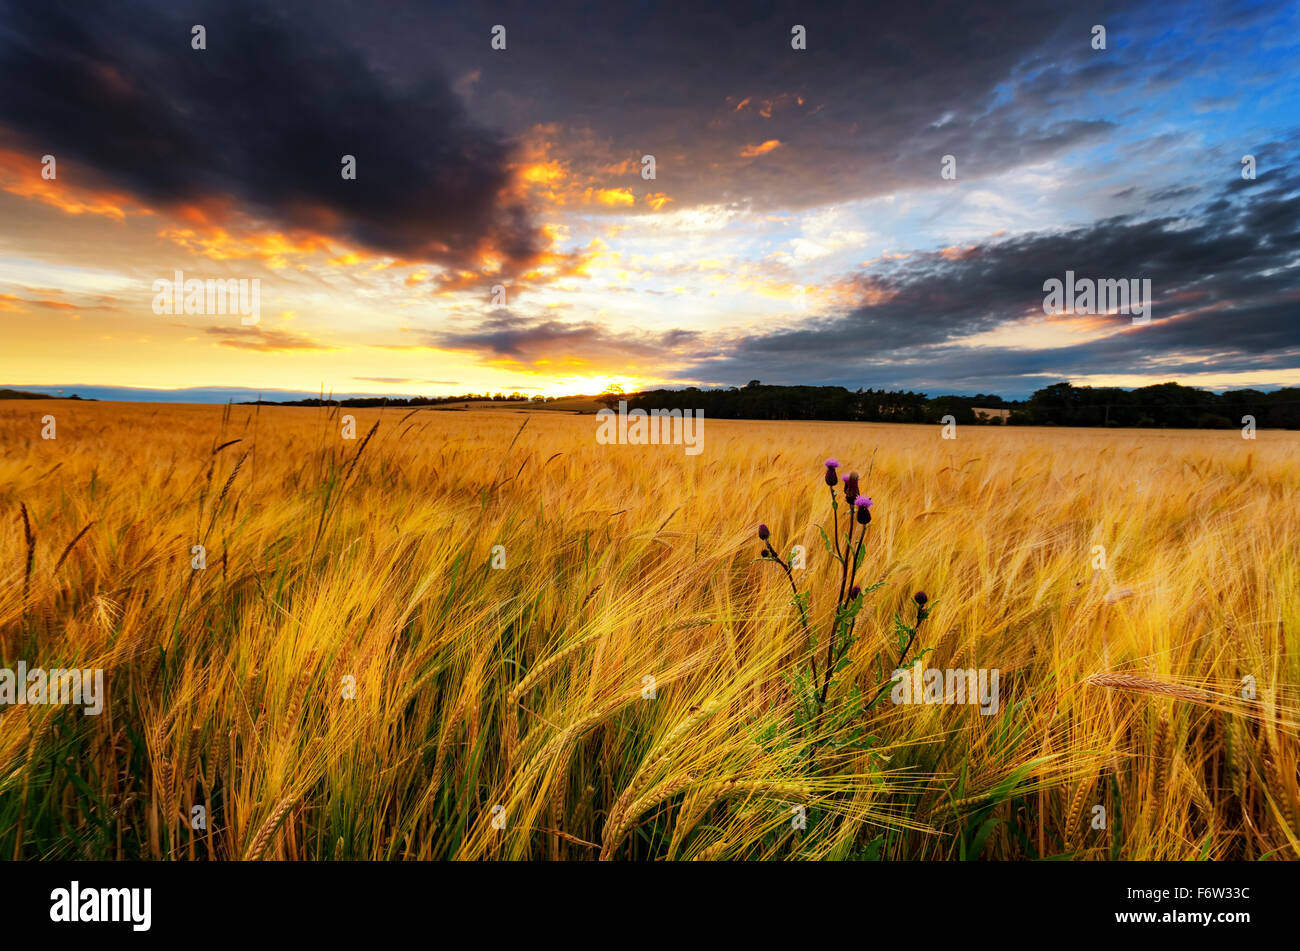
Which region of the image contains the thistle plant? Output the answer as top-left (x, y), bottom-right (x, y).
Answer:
top-left (757, 457), bottom-right (932, 759)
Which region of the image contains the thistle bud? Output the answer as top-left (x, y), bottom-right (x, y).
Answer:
top-left (842, 471), bottom-right (860, 505)
top-left (913, 591), bottom-right (928, 607)
top-left (855, 495), bottom-right (873, 524)
top-left (758, 523), bottom-right (770, 541)
top-left (850, 585), bottom-right (862, 599)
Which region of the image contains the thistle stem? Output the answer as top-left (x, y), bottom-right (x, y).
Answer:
top-left (763, 538), bottom-right (812, 643)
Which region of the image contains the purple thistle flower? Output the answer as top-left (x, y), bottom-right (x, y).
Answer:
top-left (823, 457), bottom-right (840, 486)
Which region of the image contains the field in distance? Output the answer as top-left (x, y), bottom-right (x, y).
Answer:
top-left (427, 395), bottom-right (605, 413)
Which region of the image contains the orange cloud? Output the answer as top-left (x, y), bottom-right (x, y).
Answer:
top-left (0, 148), bottom-right (145, 221)
top-left (586, 187), bottom-right (635, 207)
top-left (509, 128), bottom-right (649, 213)
top-left (740, 140), bottom-right (782, 158)
top-left (204, 326), bottom-right (337, 352)
top-left (508, 238), bottom-right (610, 290)
top-left (939, 244), bottom-right (979, 261)
top-left (519, 159), bottom-right (568, 187)
top-left (0, 149), bottom-right (368, 275)
top-left (0, 291), bottom-right (120, 313)
top-left (172, 196), bottom-right (238, 227)
top-left (453, 69), bottom-right (481, 97)
top-left (730, 93), bottom-right (801, 118)
top-left (158, 226), bottom-right (336, 268)
top-left (600, 158), bottom-right (635, 176)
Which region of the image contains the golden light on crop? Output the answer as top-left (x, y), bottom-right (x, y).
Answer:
top-left (2, 400), bottom-right (1297, 861)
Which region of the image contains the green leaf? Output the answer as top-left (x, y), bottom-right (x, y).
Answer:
top-left (968, 817), bottom-right (1002, 859)
top-left (815, 523), bottom-right (841, 562)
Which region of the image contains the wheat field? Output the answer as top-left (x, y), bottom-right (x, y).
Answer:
top-left (1, 399), bottom-right (1297, 860)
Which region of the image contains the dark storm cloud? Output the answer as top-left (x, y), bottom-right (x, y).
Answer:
top-left (318, 0), bottom-right (1134, 211)
top-left (425, 311), bottom-right (700, 370)
top-left (0, 0), bottom-right (1217, 236)
top-left (0, 0), bottom-right (542, 269)
top-left (688, 163), bottom-right (1300, 395)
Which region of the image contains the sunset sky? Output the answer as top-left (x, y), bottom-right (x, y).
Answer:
top-left (1, 0), bottom-right (1298, 401)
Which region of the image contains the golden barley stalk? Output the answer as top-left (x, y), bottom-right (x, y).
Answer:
top-left (528, 693), bottom-right (637, 771)
top-left (1177, 759), bottom-right (1213, 818)
top-left (502, 701), bottom-right (519, 771)
top-left (537, 828), bottom-right (600, 850)
top-left (1085, 673), bottom-right (1218, 706)
top-left (609, 700), bottom-right (722, 833)
top-left (430, 686), bottom-right (471, 795)
top-left (1063, 778), bottom-right (1094, 850)
top-left (213, 728), bottom-right (232, 784)
top-left (1226, 716), bottom-right (1248, 802)
top-left (673, 791), bottom-right (717, 847)
top-left (692, 838), bottom-right (731, 861)
top-left (284, 665), bottom-right (312, 739)
top-left (154, 707), bottom-right (178, 747)
top-left (183, 726), bottom-right (200, 787)
top-left (1152, 708), bottom-right (1171, 815)
top-left (1262, 747), bottom-right (1298, 835)
top-left (509, 628), bottom-right (604, 701)
top-left (548, 766), bottom-right (568, 861)
top-left (153, 710), bottom-right (177, 833)
top-left (243, 794), bottom-right (299, 861)
top-left (678, 777), bottom-right (814, 840)
top-left (156, 755), bottom-right (176, 860)
top-left (601, 773), bottom-right (697, 860)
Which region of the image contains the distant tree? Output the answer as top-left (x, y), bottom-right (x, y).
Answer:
top-left (598, 383), bottom-right (625, 410)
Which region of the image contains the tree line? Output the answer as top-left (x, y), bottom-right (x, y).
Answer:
top-left (609, 381), bottom-right (1300, 429)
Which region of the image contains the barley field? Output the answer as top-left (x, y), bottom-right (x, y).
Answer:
top-left (1, 400), bottom-right (1297, 860)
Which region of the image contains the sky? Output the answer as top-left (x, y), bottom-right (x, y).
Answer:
top-left (0, 0), bottom-right (1297, 401)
